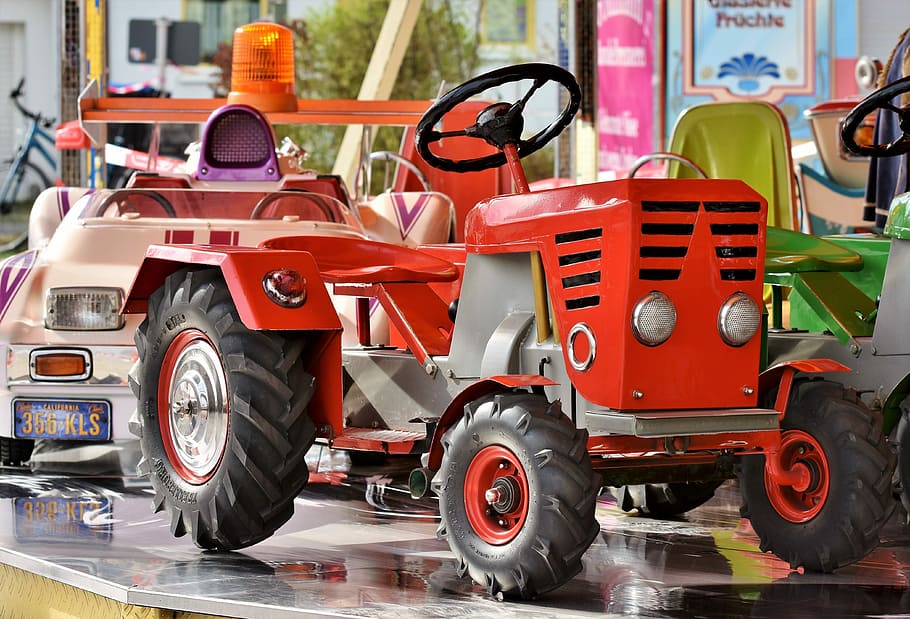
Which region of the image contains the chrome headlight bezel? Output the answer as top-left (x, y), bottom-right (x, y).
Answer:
top-left (717, 291), bottom-right (761, 347)
top-left (631, 291), bottom-right (677, 346)
top-left (45, 287), bottom-right (125, 331)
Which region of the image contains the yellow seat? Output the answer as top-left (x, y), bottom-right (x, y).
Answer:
top-left (666, 101), bottom-right (800, 231)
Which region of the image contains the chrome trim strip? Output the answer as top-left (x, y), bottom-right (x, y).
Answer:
top-left (8, 345), bottom-right (136, 386)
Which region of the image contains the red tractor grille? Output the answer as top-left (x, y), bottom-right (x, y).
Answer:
top-left (555, 227), bottom-right (603, 311)
top-left (640, 200), bottom-right (761, 282)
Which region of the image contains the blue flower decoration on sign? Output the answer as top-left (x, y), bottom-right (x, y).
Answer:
top-left (718, 53), bottom-right (780, 92)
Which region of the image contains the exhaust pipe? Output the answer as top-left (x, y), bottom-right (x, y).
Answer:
top-left (408, 466), bottom-right (433, 499)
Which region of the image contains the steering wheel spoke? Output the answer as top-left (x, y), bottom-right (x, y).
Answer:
top-left (842, 74), bottom-right (910, 157)
top-left (415, 63), bottom-right (580, 174)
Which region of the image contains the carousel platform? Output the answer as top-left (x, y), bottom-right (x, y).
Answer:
top-left (1, 447), bottom-right (909, 618)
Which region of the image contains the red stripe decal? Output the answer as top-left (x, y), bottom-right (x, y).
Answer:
top-left (209, 230), bottom-right (239, 245)
top-left (165, 230), bottom-right (194, 244)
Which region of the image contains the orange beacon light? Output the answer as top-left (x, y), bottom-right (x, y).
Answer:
top-left (227, 22), bottom-right (297, 113)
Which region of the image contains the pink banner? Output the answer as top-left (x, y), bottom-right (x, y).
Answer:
top-left (597, 0), bottom-right (655, 174)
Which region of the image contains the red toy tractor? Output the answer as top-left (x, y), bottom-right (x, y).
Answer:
top-left (124, 63), bottom-right (895, 599)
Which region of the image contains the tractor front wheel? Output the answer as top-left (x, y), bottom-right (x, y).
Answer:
top-left (432, 392), bottom-right (601, 599)
top-left (130, 267), bottom-right (316, 550)
top-left (740, 379), bottom-right (894, 571)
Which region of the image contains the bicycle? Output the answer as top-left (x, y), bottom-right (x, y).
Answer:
top-left (0, 78), bottom-right (56, 214)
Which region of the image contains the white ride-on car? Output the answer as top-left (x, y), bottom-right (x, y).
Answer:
top-left (0, 23), bottom-right (463, 469)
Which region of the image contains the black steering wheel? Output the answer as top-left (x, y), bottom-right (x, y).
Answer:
top-left (415, 63), bottom-right (581, 173)
top-left (95, 189), bottom-right (176, 217)
top-left (842, 75), bottom-right (910, 157)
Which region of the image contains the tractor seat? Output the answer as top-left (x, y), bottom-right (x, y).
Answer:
top-left (764, 226), bottom-right (863, 285)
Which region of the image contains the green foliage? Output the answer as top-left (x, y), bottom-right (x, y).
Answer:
top-left (287, 0), bottom-right (481, 178)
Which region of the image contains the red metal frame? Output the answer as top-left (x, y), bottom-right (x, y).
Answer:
top-left (80, 96), bottom-right (433, 127)
top-left (123, 245), bottom-right (342, 332)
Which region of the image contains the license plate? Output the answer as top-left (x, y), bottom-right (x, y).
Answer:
top-left (13, 399), bottom-right (111, 440)
top-left (14, 497), bottom-right (112, 542)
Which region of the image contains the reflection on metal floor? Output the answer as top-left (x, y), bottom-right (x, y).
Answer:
top-left (1, 451), bottom-right (909, 618)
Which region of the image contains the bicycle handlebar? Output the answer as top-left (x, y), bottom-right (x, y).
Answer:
top-left (10, 77), bottom-right (55, 126)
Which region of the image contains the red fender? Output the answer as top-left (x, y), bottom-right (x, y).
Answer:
top-left (425, 374), bottom-right (558, 470)
top-left (758, 358), bottom-right (852, 415)
top-left (122, 243), bottom-right (342, 331)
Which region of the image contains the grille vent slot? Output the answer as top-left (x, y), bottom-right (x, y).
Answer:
top-left (638, 200), bottom-right (760, 283)
top-left (555, 227), bottom-right (603, 311)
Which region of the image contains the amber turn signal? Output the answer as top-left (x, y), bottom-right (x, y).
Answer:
top-left (31, 350), bottom-right (90, 380)
top-left (228, 21), bottom-right (297, 112)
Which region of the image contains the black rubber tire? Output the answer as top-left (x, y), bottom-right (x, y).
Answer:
top-left (894, 410), bottom-right (910, 517)
top-left (0, 437), bottom-right (34, 466)
top-left (432, 392), bottom-right (601, 599)
top-left (130, 267), bottom-right (316, 550)
top-left (610, 480), bottom-right (723, 518)
top-left (0, 159), bottom-right (50, 213)
top-left (739, 379), bottom-right (895, 571)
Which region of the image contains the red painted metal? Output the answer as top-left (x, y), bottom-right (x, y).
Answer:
top-left (764, 429), bottom-right (829, 523)
top-left (465, 178), bottom-right (768, 411)
top-left (305, 330), bottom-right (344, 437)
top-left (587, 428), bottom-right (781, 456)
top-left (464, 445), bottom-right (529, 545)
top-left (261, 236), bottom-right (458, 284)
top-left (81, 96), bottom-right (433, 126)
top-left (426, 376), bottom-right (558, 470)
top-left (758, 359), bottom-right (852, 416)
top-left (355, 297), bottom-right (371, 346)
top-left (503, 144), bottom-right (530, 194)
top-left (123, 245), bottom-right (342, 332)
top-left (330, 427), bottom-right (424, 454)
top-left (589, 451), bottom-right (722, 471)
top-left (157, 329), bottom-right (227, 485)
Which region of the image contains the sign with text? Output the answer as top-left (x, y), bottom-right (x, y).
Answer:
top-left (683, 0), bottom-right (814, 101)
top-left (597, 0), bottom-right (656, 174)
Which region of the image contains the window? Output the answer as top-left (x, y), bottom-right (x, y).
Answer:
top-left (184, 0), bottom-right (262, 62)
top-left (481, 0), bottom-right (535, 47)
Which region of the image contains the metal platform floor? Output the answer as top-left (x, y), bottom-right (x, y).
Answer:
top-left (1, 449), bottom-right (910, 618)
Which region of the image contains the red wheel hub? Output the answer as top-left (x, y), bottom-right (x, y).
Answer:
top-left (464, 445), bottom-right (529, 544)
top-left (764, 429), bottom-right (829, 523)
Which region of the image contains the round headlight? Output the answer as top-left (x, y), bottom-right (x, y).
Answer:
top-left (718, 292), bottom-right (761, 346)
top-left (631, 291), bottom-right (677, 346)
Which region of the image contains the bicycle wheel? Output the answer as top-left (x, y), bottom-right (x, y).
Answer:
top-left (0, 159), bottom-right (51, 214)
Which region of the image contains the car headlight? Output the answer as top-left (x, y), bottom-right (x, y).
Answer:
top-left (718, 292), bottom-right (761, 346)
top-left (45, 287), bottom-right (124, 330)
top-left (631, 291), bottom-right (676, 346)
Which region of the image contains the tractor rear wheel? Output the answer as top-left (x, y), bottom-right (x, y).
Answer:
top-left (130, 267), bottom-right (316, 550)
top-left (740, 379), bottom-right (894, 571)
top-left (432, 392), bottom-right (601, 599)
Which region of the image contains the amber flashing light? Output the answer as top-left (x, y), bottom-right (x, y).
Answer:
top-left (228, 22), bottom-right (297, 113)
